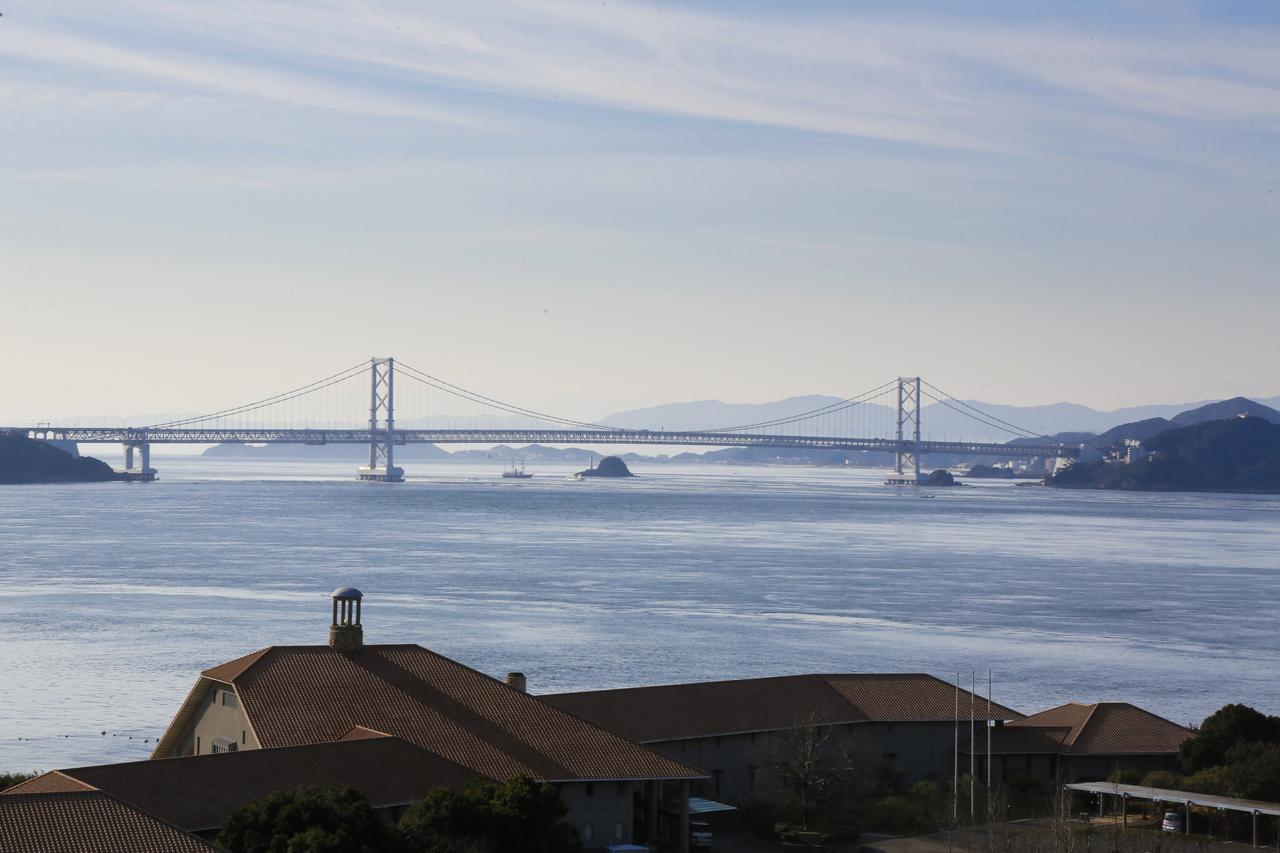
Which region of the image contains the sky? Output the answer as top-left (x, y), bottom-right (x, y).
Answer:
top-left (2, 0), bottom-right (1278, 423)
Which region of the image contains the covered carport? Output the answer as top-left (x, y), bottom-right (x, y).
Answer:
top-left (1065, 781), bottom-right (1280, 848)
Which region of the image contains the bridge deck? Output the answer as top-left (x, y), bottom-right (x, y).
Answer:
top-left (18, 427), bottom-right (1077, 458)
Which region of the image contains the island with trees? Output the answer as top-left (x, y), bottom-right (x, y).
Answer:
top-left (1050, 416), bottom-right (1280, 493)
top-left (0, 432), bottom-right (120, 485)
top-left (578, 455), bottom-right (634, 478)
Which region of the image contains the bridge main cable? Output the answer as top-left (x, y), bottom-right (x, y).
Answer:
top-left (144, 361), bottom-right (370, 429)
top-left (702, 379), bottom-right (899, 433)
top-left (918, 381), bottom-right (1046, 440)
top-left (395, 360), bottom-right (631, 432)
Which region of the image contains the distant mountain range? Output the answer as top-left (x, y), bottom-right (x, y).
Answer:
top-left (602, 394), bottom-right (1280, 441)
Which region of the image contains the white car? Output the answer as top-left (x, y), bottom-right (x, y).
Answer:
top-left (1162, 811), bottom-right (1184, 833)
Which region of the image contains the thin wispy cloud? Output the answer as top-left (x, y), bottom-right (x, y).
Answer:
top-left (5, 1), bottom-right (1278, 160)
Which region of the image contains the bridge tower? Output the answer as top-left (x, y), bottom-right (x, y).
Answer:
top-left (356, 358), bottom-right (404, 482)
top-left (886, 376), bottom-right (923, 485)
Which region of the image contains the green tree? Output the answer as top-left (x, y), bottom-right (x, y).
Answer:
top-left (217, 785), bottom-right (402, 853)
top-left (1140, 770), bottom-right (1180, 789)
top-left (1181, 704), bottom-right (1280, 773)
top-left (1224, 741), bottom-right (1280, 802)
top-left (1106, 768), bottom-right (1142, 785)
top-left (1181, 765), bottom-right (1230, 795)
top-left (398, 776), bottom-right (578, 853)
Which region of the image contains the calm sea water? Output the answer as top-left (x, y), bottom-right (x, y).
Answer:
top-left (1, 458), bottom-right (1277, 772)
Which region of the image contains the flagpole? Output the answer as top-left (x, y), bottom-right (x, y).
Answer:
top-left (953, 672), bottom-right (959, 824)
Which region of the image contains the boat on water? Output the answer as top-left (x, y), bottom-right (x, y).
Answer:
top-left (501, 459), bottom-right (533, 479)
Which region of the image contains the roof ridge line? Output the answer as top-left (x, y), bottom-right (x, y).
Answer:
top-left (815, 674), bottom-right (869, 721)
top-left (1092, 701), bottom-right (1194, 732)
top-left (1068, 702), bottom-right (1102, 750)
top-left (200, 646), bottom-right (273, 682)
top-left (1, 770), bottom-right (99, 795)
top-left (550, 673), bottom-right (842, 697)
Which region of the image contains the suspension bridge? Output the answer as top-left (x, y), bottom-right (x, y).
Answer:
top-left (17, 358), bottom-right (1079, 483)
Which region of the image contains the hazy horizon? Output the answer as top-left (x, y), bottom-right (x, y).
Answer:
top-left (3, 1), bottom-right (1278, 419)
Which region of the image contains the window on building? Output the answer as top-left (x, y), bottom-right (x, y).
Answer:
top-left (220, 691), bottom-right (238, 709)
top-left (582, 823), bottom-right (593, 844)
top-left (196, 736), bottom-right (200, 754)
top-left (241, 730), bottom-right (246, 744)
top-left (584, 782), bottom-right (594, 798)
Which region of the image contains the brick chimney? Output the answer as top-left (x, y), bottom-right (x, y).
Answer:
top-left (505, 672), bottom-right (527, 693)
top-left (329, 587), bottom-right (363, 652)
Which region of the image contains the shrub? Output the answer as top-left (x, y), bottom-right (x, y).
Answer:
top-left (217, 785), bottom-right (401, 853)
top-left (398, 776), bottom-right (578, 853)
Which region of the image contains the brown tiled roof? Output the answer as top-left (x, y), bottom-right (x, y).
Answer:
top-left (545, 674), bottom-right (1023, 742)
top-left (202, 647), bottom-right (270, 683)
top-left (1001, 703), bottom-right (1192, 756)
top-left (29, 735), bottom-right (476, 832)
top-left (826, 675), bottom-right (1021, 723)
top-left (163, 645), bottom-right (702, 782)
top-left (3, 771), bottom-right (97, 795)
top-left (0, 791), bottom-right (216, 853)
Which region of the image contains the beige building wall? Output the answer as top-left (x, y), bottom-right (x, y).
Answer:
top-left (175, 681), bottom-right (259, 756)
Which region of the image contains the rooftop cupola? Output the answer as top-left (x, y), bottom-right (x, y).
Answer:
top-left (329, 586), bottom-right (363, 652)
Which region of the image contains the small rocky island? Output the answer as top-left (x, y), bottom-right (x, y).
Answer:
top-left (578, 455), bottom-right (634, 478)
top-left (924, 469), bottom-right (960, 486)
top-left (0, 432), bottom-right (121, 484)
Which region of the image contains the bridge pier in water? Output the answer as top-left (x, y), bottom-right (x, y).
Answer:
top-left (356, 357), bottom-right (404, 483)
top-left (118, 440), bottom-right (158, 482)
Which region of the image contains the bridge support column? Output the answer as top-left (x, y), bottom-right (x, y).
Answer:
top-left (118, 439), bottom-right (158, 482)
top-left (357, 357), bottom-right (404, 483)
top-left (886, 376), bottom-right (923, 485)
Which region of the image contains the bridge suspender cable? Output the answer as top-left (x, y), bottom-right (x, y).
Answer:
top-left (395, 361), bottom-right (624, 432)
top-left (702, 380), bottom-right (900, 433)
top-left (918, 381), bottom-right (1046, 439)
top-left (919, 391), bottom-right (1041, 439)
top-left (144, 362), bottom-right (370, 429)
